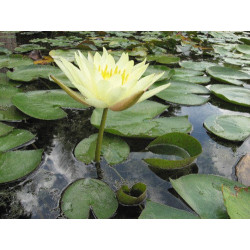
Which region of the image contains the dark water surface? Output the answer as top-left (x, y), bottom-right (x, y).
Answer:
top-left (0, 32), bottom-right (250, 218)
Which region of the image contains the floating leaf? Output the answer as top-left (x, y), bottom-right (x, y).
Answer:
top-left (0, 54), bottom-right (33, 69)
top-left (117, 183), bottom-right (147, 205)
top-left (0, 47), bottom-right (11, 55)
top-left (171, 75), bottom-right (211, 84)
top-left (224, 57), bottom-right (250, 66)
top-left (49, 49), bottom-right (88, 62)
top-left (143, 65), bottom-right (174, 81)
top-left (14, 44), bottom-right (46, 53)
top-left (7, 64), bottom-right (60, 82)
top-left (147, 55), bottom-right (180, 65)
top-left (12, 90), bottom-right (88, 120)
top-left (170, 174), bottom-right (245, 219)
top-left (74, 133), bottom-right (129, 166)
top-left (210, 84), bottom-right (250, 107)
top-left (0, 106), bottom-right (26, 122)
top-left (173, 68), bottom-right (203, 76)
top-left (155, 80), bottom-right (210, 106)
top-left (139, 200), bottom-right (199, 219)
top-left (61, 178), bottom-right (118, 219)
top-left (207, 66), bottom-right (250, 86)
top-left (222, 186), bottom-right (250, 219)
top-left (144, 132), bottom-right (202, 170)
top-left (179, 60), bottom-right (216, 71)
top-left (0, 122), bottom-right (13, 136)
top-left (0, 129), bottom-right (35, 152)
top-left (236, 44), bottom-right (250, 55)
top-left (90, 101), bottom-right (192, 138)
top-left (0, 149), bottom-right (43, 184)
top-left (0, 85), bottom-right (22, 108)
top-left (204, 114), bottom-right (250, 141)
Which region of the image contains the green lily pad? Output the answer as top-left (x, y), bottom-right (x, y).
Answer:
top-left (147, 55), bottom-right (180, 65)
top-left (173, 68), bottom-right (203, 76)
top-left (14, 44), bottom-right (46, 53)
top-left (171, 75), bottom-right (211, 84)
top-left (139, 200), bottom-right (199, 219)
top-left (0, 54), bottom-right (33, 69)
top-left (0, 149), bottom-right (43, 184)
top-left (179, 61), bottom-right (216, 71)
top-left (90, 101), bottom-right (192, 138)
top-left (0, 122), bottom-right (13, 136)
top-left (143, 65), bottom-right (174, 81)
top-left (144, 132), bottom-right (202, 170)
top-left (0, 129), bottom-right (35, 152)
top-left (210, 84), bottom-right (250, 107)
top-left (12, 90), bottom-right (88, 120)
top-left (155, 80), bottom-right (210, 106)
top-left (206, 66), bottom-right (250, 86)
top-left (116, 182), bottom-right (147, 205)
top-left (170, 174), bottom-right (245, 219)
top-left (236, 44), bottom-right (250, 55)
top-left (7, 64), bottom-right (61, 82)
top-left (0, 106), bottom-right (26, 122)
top-left (49, 49), bottom-right (88, 62)
top-left (60, 178), bottom-right (118, 219)
top-left (0, 47), bottom-right (11, 55)
top-left (74, 133), bottom-right (129, 166)
top-left (0, 85), bottom-right (22, 108)
top-left (224, 57), bottom-right (250, 66)
top-left (239, 37), bottom-right (250, 45)
top-left (222, 186), bottom-right (250, 219)
top-left (204, 114), bottom-right (250, 142)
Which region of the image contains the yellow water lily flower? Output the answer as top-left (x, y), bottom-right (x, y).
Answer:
top-left (50, 48), bottom-right (170, 111)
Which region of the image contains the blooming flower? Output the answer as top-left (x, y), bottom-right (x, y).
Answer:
top-left (50, 48), bottom-right (170, 111)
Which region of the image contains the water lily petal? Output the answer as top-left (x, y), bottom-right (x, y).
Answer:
top-left (50, 75), bottom-right (89, 106)
top-left (137, 83), bottom-right (171, 103)
top-left (110, 90), bottom-right (144, 111)
top-left (116, 52), bottom-right (129, 69)
top-left (84, 98), bottom-right (108, 108)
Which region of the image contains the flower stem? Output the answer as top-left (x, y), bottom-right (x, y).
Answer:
top-left (95, 108), bottom-right (108, 164)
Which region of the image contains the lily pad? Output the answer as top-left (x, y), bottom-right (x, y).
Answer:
top-left (0, 106), bottom-right (26, 122)
top-left (7, 64), bottom-right (61, 82)
top-left (0, 129), bottom-right (35, 152)
top-left (60, 178), bottom-right (118, 219)
top-left (0, 47), bottom-right (11, 55)
top-left (12, 90), bottom-right (88, 120)
top-left (116, 183), bottom-right (147, 205)
top-left (90, 101), bottom-right (192, 138)
top-left (179, 61), bottom-right (216, 71)
top-left (147, 55), bottom-right (180, 65)
top-left (236, 44), bottom-right (250, 55)
top-left (0, 122), bottom-right (13, 136)
top-left (0, 54), bottom-right (33, 69)
top-left (74, 133), bottom-right (130, 166)
top-left (155, 80), bottom-right (210, 106)
top-left (49, 49), bottom-right (88, 62)
top-left (204, 114), bottom-right (250, 141)
top-left (143, 65), bottom-right (174, 81)
top-left (14, 44), bottom-right (46, 53)
top-left (210, 84), bottom-right (250, 107)
top-left (0, 149), bottom-right (43, 184)
top-left (171, 75), bottom-right (211, 84)
top-left (222, 186), bottom-right (250, 219)
top-left (0, 85), bottom-right (22, 108)
top-left (144, 132), bottom-right (202, 170)
top-left (173, 68), bottom-right (203, 76)
top-left (224, 57), bottom-right (250, 66)
top-left (206, 66), bottom-right (250, 86)
top-left (170, 174), bottom-right (245, 219)
top-left (139, 200), bottom-right (199, 219)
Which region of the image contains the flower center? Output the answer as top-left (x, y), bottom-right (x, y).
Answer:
top-left (98, 65), bottom-right (129, 85)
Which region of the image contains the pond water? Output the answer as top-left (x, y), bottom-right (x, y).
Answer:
top-left (0, 31), bottom-right (250, 218)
